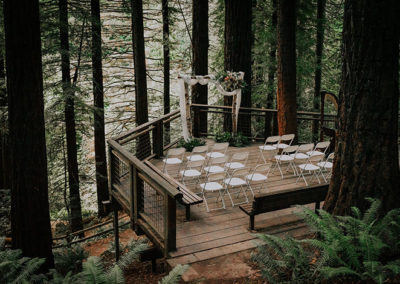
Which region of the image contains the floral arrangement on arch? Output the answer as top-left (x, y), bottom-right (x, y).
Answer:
top-left (217, 71), bottom-right (246, 92)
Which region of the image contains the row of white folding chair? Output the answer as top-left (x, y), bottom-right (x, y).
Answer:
top-left (258, 134), bottom-right (295, 163)
top-left (295, 152), bottom-right (334, 186)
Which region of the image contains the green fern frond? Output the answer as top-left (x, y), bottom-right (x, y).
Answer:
top-left (0, 237), bottom-right (5, 250)
top-left (159, 264), bottom-right (189, 284)
top-left (12, 257), bottom-right (45, 284)
top-left (80, 256), bottom-right (108, 284)
top-left (106, 265), bottom-right (125, 284)
top-left (362, 198), bottom-right (381, 225)
top-left (114, 239), bottom-right (147, 271)
top-left (320, 266), bottom-right (360, 279)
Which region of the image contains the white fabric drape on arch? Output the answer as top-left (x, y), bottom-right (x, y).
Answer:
top-left (178, 73), bottom-right (243, 141)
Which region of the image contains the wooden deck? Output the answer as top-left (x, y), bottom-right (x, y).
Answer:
top-left (151, 141), bottom-right (329, 267)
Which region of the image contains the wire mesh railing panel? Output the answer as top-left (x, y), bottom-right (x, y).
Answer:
top-left (164, 115), bottom-right (183, 148)
top-left (121, 131), bottom-right (153, 160)
top-left (110, 151), bottom-right (130, 200)
top-left (139, 180), bottom-right (165, 237)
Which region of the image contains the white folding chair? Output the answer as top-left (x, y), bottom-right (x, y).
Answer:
top-left (290, 143), bottom-right (314, 175)
top-left (199, 172), bottom-right (226, 212)
top-left (258, 135), bottom-right (280, 164)
top-left (296, 154), bottom-right (325, 186)
top-left (206, 142), bottom-right (229, 158)
top-left (162, 147), bottom-right (186, 174)
top-left (187, 145), bottom-right (208, 162)
top-left (307, 141), bottom-right (330, 157)
top-left (317, 152), bottom-right (334, 182)
top-left (203, 156), bottom-right (227, 175)
top-left (270, 145), bottom-right (299, 179)
top-left (275, 134), bottom-right (295, 150)
top-left (225, 152), bottom-right (249, 173)
top-left (179, 159), bottom-right (204, 186)
top-left (246, 164), bottom-right (270, 197)
top-left (223, 168), bottom-right (250, 207)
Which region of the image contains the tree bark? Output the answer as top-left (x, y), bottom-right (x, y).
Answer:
top-left (224, 0), bottom-right (252, 136)
top-left (276, 0), bottom-right (297, 137)
top-left (91, 0), bottom-right (109, 217)
top-left (324, 0), bottom-right (400, 216)
top-left (59, 0), bottom-right (83, 232)
top-left (131, 0), bottom-right (150, 160)
top-left (265, 0), bottom-right (277, 138)
top-left (312, 0), bottom-right (326, 142)
top-left (192, 0), bottom-right (208, 137)
top-left (4, 0), bottom-right (54, 271)
top-left (162, 0), bottom-right (170, 144)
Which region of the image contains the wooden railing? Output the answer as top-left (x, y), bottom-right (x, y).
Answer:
top-left (190, 104), bottom-right (336, 142)
top-left (108, 110), bottom-right (183, 256)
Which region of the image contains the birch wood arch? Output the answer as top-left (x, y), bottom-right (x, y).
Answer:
top-left (178, 72), bottom-right (244, 141)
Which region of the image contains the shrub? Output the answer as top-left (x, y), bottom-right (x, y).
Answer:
top-left (177, 137), bottom-right (206, 152)
top-left (215, 132), bottom-right (250, 147)
top-left (253, 198), bottom-right (400, 284)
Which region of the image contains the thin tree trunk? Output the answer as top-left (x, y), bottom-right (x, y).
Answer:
top-left (312, 0), bottom-right (326, 142)
top-left (91, 0), bottom-right (109, 217)
top-left (4, 0), bottom-right (54, 271)
top-left (162, 0), bottom-right (170, 144)
top-left (192, 0), bottom-right (208, 137)
top-left (59, 0), bottom-right (83, 232)
top-left (131, 0), bottom-right (150, 160)
top-left (276, 0), bottom-right (297, 136)
top-left (265, 0), bottom-right (277, 138)
top-left (324, 0), bottom-right (400, 215)
top-left (224, 0), bottom-right (252, 136)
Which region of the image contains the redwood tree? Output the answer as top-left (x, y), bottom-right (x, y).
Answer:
top-left (131, 0), bottom-right (149, 160)
top-left (324, 0), bottom-right (400, 215)
top-left (276, 0), bottom-right (297, 136)
top-left (312, 0), bottom-right (326, 142)
top-left (162, 0), bottom-right (170, 143)
top-left (192, 0), bottom-right (208, 137)
top-left (224, 0), bottom-right (252, 136)
top-left (59, 0), bottom-right (83, 232)
top-left (91, 0), bottom-right (109, 217)
top-left (4, 0), bottom-right (54, 271)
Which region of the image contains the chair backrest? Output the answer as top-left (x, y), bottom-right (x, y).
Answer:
top-left (211, 142), bottom-right (229, 152)
top-left (280, 134), bottom-right (295, 144)
top-left (207, 172), bottom-right (226, 182)
top-left (186, 159), bottom-right (204, 169)
top-left (261, 147), bottom-right (279, 162)
top-left (208, 156), bottom-right (228, 166)
top-left (309, 154), bottom-right (325, 163)
top-left (191, 145), bottom-right (208, 154)
top-left (327, 152), bottom-right (334, 160)
top-left (231, 167), bottom-right (250, 178)
top-left (254, 163), bottom-right (271, 173)
top-left (167, 147), bottom-right (186, 158)
top-left (313, 141), bottom-right (330, 155)
top-left (230, 152), bottom-right (249, 162)
top-left (265, 135), bottom-right (281, 144)
top-left (298, 143), bottom-right (314, 153)
top-left (282, 145), bottom-right (299, 154)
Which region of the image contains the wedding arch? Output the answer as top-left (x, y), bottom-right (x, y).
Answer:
top-left (178, 72), bottom-right (244, 141)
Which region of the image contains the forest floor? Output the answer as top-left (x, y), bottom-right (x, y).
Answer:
top-left (83, 225), bottom-right (264, 283)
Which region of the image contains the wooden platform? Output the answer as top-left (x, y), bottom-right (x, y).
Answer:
top-left (151, 141), bottom-right (330, 267)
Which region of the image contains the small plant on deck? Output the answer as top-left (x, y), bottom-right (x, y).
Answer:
top-left (215, 131), bottom-right (250, 147)
top-left (177, 137), bottom-right (206, 152)
top-left (253, 198), bottom-right (400, 284)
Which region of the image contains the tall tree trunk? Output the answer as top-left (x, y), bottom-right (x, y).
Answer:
top-left (4, 0), bottom-right (54, 271)
top-left (324, 0), bottom-right (400, 215)
top-left (59, 0), bottom-right (83, 232)
top-left (192, 0), bottom-right (208, 137)
top-left (131, 0), bottom-right (149, 160)
top-left (91, 0), bottom-right (109, 217)
top-left (276, 0), bottom-right (297, 136)
top-left (312, 0), bottom-right (326, 142)
top-left (224, 0), bottom-right (252, 136)
top-left (265, 0), bottom-right (277, 138)
top-left (162, 0), bottom-right (170, 144)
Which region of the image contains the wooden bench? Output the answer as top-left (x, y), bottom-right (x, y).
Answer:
top-left (239, 184), bottom-right (329, 230)
top-left (144, 161), bottom-right (203, 220)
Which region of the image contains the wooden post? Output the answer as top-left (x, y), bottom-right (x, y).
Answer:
top-left (129, 164), bottom-right (134, 229)
top-left (232, 93), bottom-right (237, 135)
top-left (193, 106), bottom-right (200, 137)
top-left (152, 120), bottom-right (163, 157)
top-left (184, 82), bottom-right (192, 137)
top-left (320, 92), bottom-right (325, 141)
top-left (107, 143), bottom-right (113, 196)
top-left (164, 195), bottom-right (176, 255)
top-left (112, 197), bottom-right (120, 261)
top-left (132, 167), bottom-right (144, 235)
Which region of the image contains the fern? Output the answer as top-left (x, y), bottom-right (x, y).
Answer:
top-left (159, 264), bottom-right (189, 284)
top-left (254, 198), bottom-right (400, 283)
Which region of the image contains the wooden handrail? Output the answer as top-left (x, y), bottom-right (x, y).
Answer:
top-left (108, 139), bottom-right (182, 200)
top-left (112, 110), bottom-right (180, 142)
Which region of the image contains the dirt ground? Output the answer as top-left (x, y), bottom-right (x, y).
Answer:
top-left (83, 227), bottom-right (264, 283)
